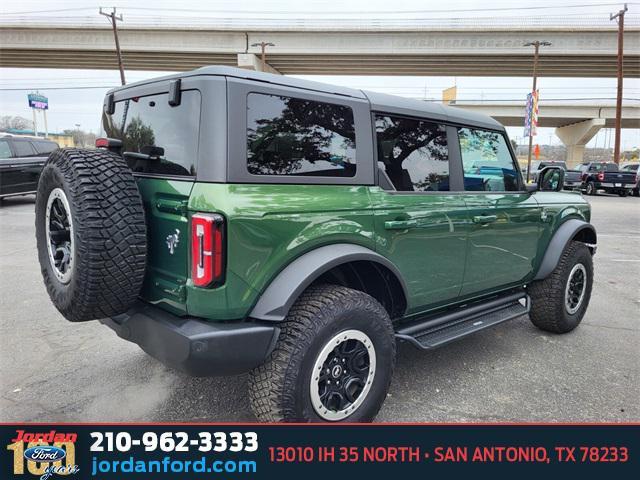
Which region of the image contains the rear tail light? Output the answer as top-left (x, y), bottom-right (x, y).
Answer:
top-left (597, 172), bottom-right (605, 181)
top-left (191, 213), bottom-right (225, 287)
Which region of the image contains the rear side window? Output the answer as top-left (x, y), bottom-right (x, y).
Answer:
top-left (102, 90), bottom-right (200, 176)
top-left (375, 115), bottom-right (449, 192)
top-left (0, 139), bottom-right (11, 159)
top-left (12, 141), bottom-right (36, 158)
top-left (32, 141), bottom-right (57, 155)
top-left (246, 93), bottom-right (356, 177)
top-left (459, 128), bottom-right (521, 192)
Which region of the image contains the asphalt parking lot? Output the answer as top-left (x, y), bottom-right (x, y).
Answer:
top-left (1, 193), bottom-right (638, 422)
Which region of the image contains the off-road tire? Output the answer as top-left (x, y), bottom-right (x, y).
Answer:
top-left (585, 181), bottom-right (596, 196)
top-left (248, 284), bottom-right (396, 423)
top-left (35, 148), bottom-right (147, 322)
top-left (528, 241), bottom-right (593, 333)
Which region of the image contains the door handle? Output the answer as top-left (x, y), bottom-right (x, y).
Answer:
top-left (384, 220), bottom-right (417, 230)
top-left (472, 215), bottom-right (498, 224)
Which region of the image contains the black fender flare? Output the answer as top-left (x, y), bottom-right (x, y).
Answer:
top-left (533, 219), bottom-right (597, 281)
top-left (249, 243), bottom-right (409, 321)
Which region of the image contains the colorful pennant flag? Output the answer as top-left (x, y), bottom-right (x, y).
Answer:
top-left (524, 90), bottom-right (539, 137)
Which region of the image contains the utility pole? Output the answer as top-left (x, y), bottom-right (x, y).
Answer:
top-left (610, 3), bottom-right (628, 164)
top-left (251, 42), bottom-right (275, 72)
top-left (100, 7), bottom-right (126, 85)
top-left (524, 41), bottom-right (551, 182)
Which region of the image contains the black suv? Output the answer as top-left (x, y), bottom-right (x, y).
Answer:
top-left (0, 134), bottom-right (58, 199)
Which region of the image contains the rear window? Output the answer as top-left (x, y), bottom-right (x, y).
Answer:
top-left (246, 93), bottom-right (356, 177)
top-left (32, 141), bottom-right (58, 155)
top-left (0, 139), bottom-right (11, 159)
top-left (375, 114), bottom-right (449, 192)
top-left (589, 162), bottom-right (618, 172)
top-left (102, 90), bottom-right (200, 176)
top-left (12, 141), bottom-right (36, 157)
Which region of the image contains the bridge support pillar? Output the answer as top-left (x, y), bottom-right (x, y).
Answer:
top-left (555, 119), bottom-right (605, 167)
top-left (237, 53), bottom-right (281, 74)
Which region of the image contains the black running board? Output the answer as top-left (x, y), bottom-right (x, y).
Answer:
top-left (395, 291), bottom-right (530, 350)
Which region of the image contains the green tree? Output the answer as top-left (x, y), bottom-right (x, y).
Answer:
top-left (122, 116), bottom-right (155, 153)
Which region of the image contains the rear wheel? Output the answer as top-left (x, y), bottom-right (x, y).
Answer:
top-left (35, 148), bottom-right (147, 322)
top-left (618, 189), bottom-right (628, 197)
top-left (585, 181), bottom-right (596, 196)
top-left (248, 284), bottom-right (395, 422)
top-left (528, 241), bottom-right (593, 333)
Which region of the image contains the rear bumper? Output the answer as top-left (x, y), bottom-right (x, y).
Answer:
top-left (100, 301), bottom-right (279, 376)
top-left (596, 182), bottom-right (632, 189)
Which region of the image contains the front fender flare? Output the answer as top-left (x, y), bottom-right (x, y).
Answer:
top-left (533, 219), bottom-right (597, 281)
top-left (249, 243), bottom-right (408, 321)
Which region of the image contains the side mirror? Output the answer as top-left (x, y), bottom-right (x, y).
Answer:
top-left (537, 166), bottom-right (565, 192)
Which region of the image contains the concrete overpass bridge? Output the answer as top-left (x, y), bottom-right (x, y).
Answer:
top-left (452, 101), bottom-right (640, 165)
top-left (1, 18), bottom-right (639, 77)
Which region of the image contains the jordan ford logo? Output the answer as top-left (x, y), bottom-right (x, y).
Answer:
top-left (166, 229), bottom-right (180, 254)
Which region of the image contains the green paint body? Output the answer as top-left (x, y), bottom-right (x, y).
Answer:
top-left (135, 178), bottom-right (591, 321)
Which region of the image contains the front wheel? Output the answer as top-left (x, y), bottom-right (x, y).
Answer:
top-left (248, 285), bottom-right (395, 422)
top-left (528, 241), bottom-right (593, 333)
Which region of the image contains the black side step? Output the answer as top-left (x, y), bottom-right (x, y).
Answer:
top-left (395, 292), bottom-right (530, 350)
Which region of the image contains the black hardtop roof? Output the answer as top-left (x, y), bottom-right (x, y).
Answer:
top-left (108, 66), bottom-right (503, 130)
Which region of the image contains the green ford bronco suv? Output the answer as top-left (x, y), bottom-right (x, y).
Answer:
top-left (35, 67), bottom-right (596, 422)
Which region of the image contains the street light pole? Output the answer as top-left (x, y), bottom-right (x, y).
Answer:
top-left (610, 3), bottom-right (628, 164)
top-left (524, 41), bottom-right (551, 182)
top-left (99, 7), bottom-right (126, 85)
top-left (251, 42), bottom-right (275, 72)
top-left (75, 123), bottom-right (81, 147)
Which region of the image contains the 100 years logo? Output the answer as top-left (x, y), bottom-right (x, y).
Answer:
top-left (6, 430), bottom-right (79, 479)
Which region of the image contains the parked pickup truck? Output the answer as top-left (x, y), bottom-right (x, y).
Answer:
top-left (577, 162), bottom-right (636, 196)
top-left (563, 168), bottom-right (583, 191)
top-left (621, 163), bottom-right (639, 197)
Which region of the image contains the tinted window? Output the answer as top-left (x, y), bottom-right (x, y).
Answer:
top-left (102, 90), bottom-right (200, 176)
top-left (459, 128), bottom-right (520, 192)
top-left (589, 163), bottom-right (618, 172)
top-left (375, 115), bottom-right (449, 191)
top-left (247, 93), bottom-right (356, 177)
top-left (0, 139), bottom-right (11, 159)
top-left (12, 141), bottom-right (36, 158)
top-left (32, 141), bottom-right (58, 155)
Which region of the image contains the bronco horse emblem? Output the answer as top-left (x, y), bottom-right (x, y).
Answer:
top-left (166, 229), bottom-right (180, 254)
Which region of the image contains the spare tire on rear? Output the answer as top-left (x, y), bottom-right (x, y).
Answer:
top-left (35, 148), bottom-right (147, 322)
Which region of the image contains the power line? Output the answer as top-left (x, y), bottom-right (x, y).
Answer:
top-left (3, 2), bottom-right (639, 16)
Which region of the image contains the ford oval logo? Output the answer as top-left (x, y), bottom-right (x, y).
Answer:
top-left (24, 446), bottom-right (66, 463)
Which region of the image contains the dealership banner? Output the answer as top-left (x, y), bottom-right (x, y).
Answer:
top-left (1, 423), bottom-right (637, 478)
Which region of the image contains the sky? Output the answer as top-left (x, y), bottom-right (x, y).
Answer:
top-left (0, 0), bottom-right (638, 149)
